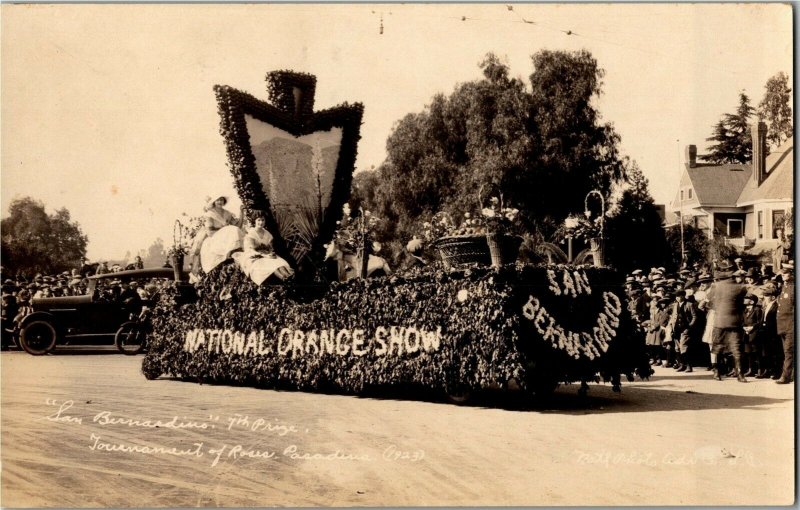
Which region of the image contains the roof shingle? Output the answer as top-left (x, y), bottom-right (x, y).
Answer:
top-left (737, 136), bottom-right (793, 204)
top-left (686, 163), bottom-right (751, 206)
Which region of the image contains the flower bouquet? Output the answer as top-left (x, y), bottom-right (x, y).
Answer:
top-left (169, 220), bottom-right (194, 280)
top-left (328, 203), bottom-right (383, 278)
top-left (429, 195), bottom-right (523, 269)
top-left (560, 214), bottom-right (602, 241)
top-left (560, 214), bottom-right (604, 267)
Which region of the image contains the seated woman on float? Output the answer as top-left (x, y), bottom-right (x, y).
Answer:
top-left (233, 213), bottom-right (295, 285)
top-left (191, 195), bottom-right (245, 276)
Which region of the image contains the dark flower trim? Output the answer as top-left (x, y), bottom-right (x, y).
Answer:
top-left (213, 71), bottom-right (364, 280)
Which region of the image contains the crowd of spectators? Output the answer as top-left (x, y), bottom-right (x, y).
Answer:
top-left (626, 257), bottom-right (795, 384)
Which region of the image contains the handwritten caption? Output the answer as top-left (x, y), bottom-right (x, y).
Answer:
top-left (44, 399), bottom-right (424, 467)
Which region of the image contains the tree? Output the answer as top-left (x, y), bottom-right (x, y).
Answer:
top-left (1, 197), bottom-right (89, 276)
top-left (664, 224), bottom-right (709, 269)
top-left (349, 169), bottom-right (380, 215)
top-left (138, 238), bottom-right (169, 268)
top-left (363, 50), bottom-right (628, 261)
top-left (703, 92), bottom-right (755, 164)
top-left (758, 72), bottom-right (793, 148)
top-left (604, 162), bottom-right (669, 273)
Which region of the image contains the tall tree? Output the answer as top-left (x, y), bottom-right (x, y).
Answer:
top-left (758, 71), bottom-right (793, 148)
top-left (365, 50), bottom-right (627, 258)
top-left (605, 162), bottom-right (669, 272)
top-left (703, 92), bottom-right (755, 164)
top-left (1, 197), bottom-right (89, 276)
top-left (527, 49), bottom-right (626, 215)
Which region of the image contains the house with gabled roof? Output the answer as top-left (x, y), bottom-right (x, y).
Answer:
top-left (668, 122), bottom-right (794, 254)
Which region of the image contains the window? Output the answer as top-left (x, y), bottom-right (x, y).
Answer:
top-left (688, 188), bottom-right (693, 199)
top-left (727, 219), bottom-right (744, 238)
top-left (773, 210), bottom-right (785, 239)
top-left (680, 190), bottom-right (684, 201)
top-left (758, 211), bottom-right (763, 239)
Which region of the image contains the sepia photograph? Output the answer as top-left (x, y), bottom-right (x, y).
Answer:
top-left (0, 3), bottom-right (795, 507)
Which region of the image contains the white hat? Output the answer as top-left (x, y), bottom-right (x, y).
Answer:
top-left (204, 195), bottom-right (228, 211)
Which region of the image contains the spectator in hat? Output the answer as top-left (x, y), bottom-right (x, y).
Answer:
top-left (119, 281), bottom-right (143, 317)
top-left (670, 289), bottom-right (698, 372)
top-left (631, 284), bottom-right (651, 326)
top-left (742, 294), bottom-right (763, 377)
top-left (773, 229), bottom-right (789, 270)
top-left (775, 261), bottom-right (794, 384)
top-left (12, 288), bottom-right (32, 333)
top-left (95, 261), bottom-right (109, 276)
top-left (744, 268), bottom-right (763, 299)
top-left (708, 259), bottom-right (748, 381)
top-left (734, 257), bottom-right (745, 272)
top-left (758, 283), bottom-right (782, 379)
top-left (68, 277), bottom-right (83, 296)
top-left (34, 285), bottom-right (52, 299)
top-left (733, 269), bottom-right (746, 284)
top-left (1, 285), bottom-right (18, 350)
top-left (645, 297), bottom-right (672, 366)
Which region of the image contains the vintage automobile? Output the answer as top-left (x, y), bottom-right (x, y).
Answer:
top-left (17, 268), bottom-right (187, 355)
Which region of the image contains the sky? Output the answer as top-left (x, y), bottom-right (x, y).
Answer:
top-left (1, 3), bottom-right (793, 261)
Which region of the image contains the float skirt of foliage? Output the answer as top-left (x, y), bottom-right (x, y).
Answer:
top-left (142, 263), bottom-right (650, 397)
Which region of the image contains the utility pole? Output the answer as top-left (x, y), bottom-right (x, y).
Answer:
top-left (677, 140), bottom-right (686, 266)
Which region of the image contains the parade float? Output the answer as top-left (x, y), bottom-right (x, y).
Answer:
top-left (142, 71), bottom-right (650, 400)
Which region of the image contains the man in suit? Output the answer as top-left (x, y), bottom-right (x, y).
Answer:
top-left (776, 261), bottom-right (795, 384)
top-left (672, 289), bottom-right (698, 372)
top-left (742, 294), bottom-right (764, 377)
top-left (709, 260), bottom-right (748, 382)
top-left (758, 283), bottom-right (781, 379)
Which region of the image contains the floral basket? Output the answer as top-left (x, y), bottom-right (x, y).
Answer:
top-left (434, 234), bottom-right (522, 269)
top-left (487, 233), bottom-right (524, 268)
top-left (433, 235), bottom-right (491, 268)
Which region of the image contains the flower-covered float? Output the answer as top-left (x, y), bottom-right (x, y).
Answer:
top-left (142, 71), bottom-right (651, 401)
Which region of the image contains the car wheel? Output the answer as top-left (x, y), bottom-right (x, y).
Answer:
top-left (19, 321), bottom-right (57, 355)
top-left (115, 322), bottom-right (145, 355)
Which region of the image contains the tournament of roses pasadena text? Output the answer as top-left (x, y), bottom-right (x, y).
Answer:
top-left (182, 326), bottom-right (443, 357)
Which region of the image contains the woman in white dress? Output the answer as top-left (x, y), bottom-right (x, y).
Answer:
top-left (696, 277), bottom-right (716, 370)
top-left (233, 214), bottom-right (294, 285)
top-left (191, 196), bottom-right (245, 276)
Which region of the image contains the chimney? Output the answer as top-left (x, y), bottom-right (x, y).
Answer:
top-left (751, 121), bottom-right (767, 184)
top-left (685, 145), bottom-right (697, 168)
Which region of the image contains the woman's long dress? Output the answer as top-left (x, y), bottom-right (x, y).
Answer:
top-left (194, 208), bottom-right (244, 273)
top-left (698, 287), bottom-right (715, 345)
top-left (232, 227), bottom-right (292, 285)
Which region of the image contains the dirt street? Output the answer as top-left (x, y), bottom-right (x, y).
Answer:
top-left (1, 351), bottom-right (795, 507)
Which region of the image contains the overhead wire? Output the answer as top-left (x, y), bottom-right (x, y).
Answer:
top-left (368, 5), bottom-right (746, 79)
